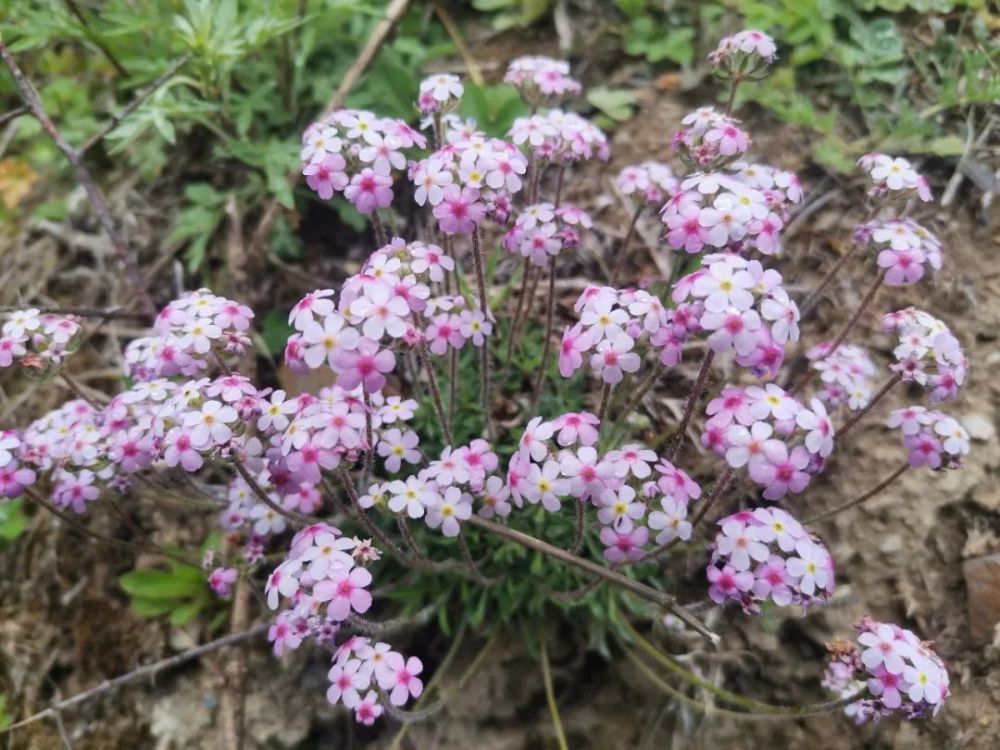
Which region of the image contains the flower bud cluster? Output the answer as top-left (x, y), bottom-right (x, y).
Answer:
top-left (615, 161), bottom-right (679, 207)
top-left (707, 507), bottom-right (834, 613)
top-left (503, 56), bottom-right (582, 106)
top-left (824, 617), bottom-right (949, 723)
top-left (503, 202), bottom-right (592, 267)
top-left (881, 308), bottom-right (967, 401)
top-left (707, 30), bottom-right (777, 79)
top-left (806, 342), bottom-right (879, 411)
top-left (0, 309), bottom-right (82, 372)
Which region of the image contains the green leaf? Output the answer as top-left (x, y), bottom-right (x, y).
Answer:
top-left (130, 596), bottom-right (181, 617)
top-left (587, 87), bottom-right (636, 123)
top-left (120, 569), bottom-right (206, 599)
top-left (261, 309), bottom-right (293, 355)
top-left (169, 601), bottom-right (204, 627)
top-left (459, 83), bottom-right (528, 138)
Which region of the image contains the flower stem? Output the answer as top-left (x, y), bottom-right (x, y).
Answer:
top-left (508, 261), bottom-right (540, 364)
top-left (836, 371), bottom-right (903, 441)
top-left (371, 210), bottom-right (387, 247)
top-left (467, 515), bottom-right (718, 643)
top-left (471, 228), bottom-right (494, 440)
top-left (233, 458), bottom-right (317, 526)
top-left (667, 349), bottom-right (716, 462)
top-left (362, 390), bottom-right (375, 481)
top-left (413, 333), bottom-right (453, 445)
top-left (568, 499), bottom-right (586, 555)
top-left (506, 258), bottom-right (531, 363)
top-left (448, 347), bottom-right (457, 432)
top-left (609, 203), bottom-right (644, 285)
top-left (532, 256), bottom-right (557, 405)
top-left (337, 468), bottom-right (409, 561)
top-left (457, 531), bottom-right (495, 585)
top-left (792, 269), bottom-right (886, 396)
top-left (724, 75), bottom-right (743, 116)
top-left (800, 206), bottom-right (879, 318)
top-left (553, 165), bottom-right (566, 208)
top-left (597, 382), bottom-right (613, 426)
top-left (540, 638), bottom-right (569, 750)
top-left (805, 461), bottom-right (909, 524)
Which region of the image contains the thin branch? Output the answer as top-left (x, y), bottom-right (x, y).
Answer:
top-left (1, 624), bottom-right (268, 735)
top-left (0, 39), bottom-right (155, 315)
top-left (836, 371), bottom-right (903, 441)
top-left (468, 515), bottom-right (718, 643)
top-left (667, 349), bottom-right (716, 462)
top-left (81, 53), bottom-right (192, 152)
top-left (804, 462), bottom-right (908, 524)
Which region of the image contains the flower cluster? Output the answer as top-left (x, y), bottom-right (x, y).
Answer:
top-left (708, 30), bottom-right (777, 78)
top-left (886, 406), bottom-right (969, 470)
top-left (508, 110), bottom-right (610, 165)
top-left (659, 172), bottom-right (788, 256)
top-left (702, 385), bottom-right (833, 499)
top-left (806, 342), bottom-right (879, 411)
top-left (672, 108), bottom-right (751, 170)
top-left (0, 309), bottom-right (82, 371)
top-left (857, 153), bottom-right (932, 203)
top-left (502, 202), bottom-right (592, 267)
top-left (0, 430), bottom-right (36, 499)
top-left (707, 507), bottom-right (834, 613)
top-left (501, 413), bottom-right (701, 563)
top-left (615, 161), bottom-right (679, 207)
top-left (361, 439), bottom-right (498, 536)
top-left (559, 286), bottom-right (672, 383)
top-left (264, 525), bottom-right (423, 722)
top-left (824, 617), bottom-right (949, 723)
top-left (126, 290), bottom-right (253, 381)
top-left (503, 56), bottom-right (582, 105)
top-left (673, 253), bottom-right (800, 378)
top-left (410, 135), bottom-right (527, 232)
top-left (301, 109), bottom-right (426, 212)
top-left (859, 219), bottom-right (942, 286)
top-left (881, 308), bottom-right (967, 402)
top-left (418, 73), bottom-right (463, 115)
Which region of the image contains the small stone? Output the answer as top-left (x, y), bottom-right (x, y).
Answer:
top-left (963, 553), bottom-right (1000, 643)
top-left (879, 534), bottom-right (903, 554)
top-left (963, 414), bottom-right (995, 442)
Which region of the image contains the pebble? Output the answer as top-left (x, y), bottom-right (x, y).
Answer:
top-left (963, 413), bottom-right (996, 442)
top-left (963, 553), bottom-right (1000, 643)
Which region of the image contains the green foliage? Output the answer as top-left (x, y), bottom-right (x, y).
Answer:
top-left (0, 694), bottom-right (9, 731)
top-left (0, 499), bottom-right (28, 547)
top-left (119, 536), bottom-right (227, 628)
top-left (587, 86), bottom-right (637, 125)
top-left (623, 20), bottom-right (695, 65)
top-left (1, 0), bottom-right (452, 270)
top-left (460, 83), bottom-right (530, 138)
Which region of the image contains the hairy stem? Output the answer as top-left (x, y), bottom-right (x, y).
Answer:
top-left (610, 204), bottom-right (644, 285)
top-left (412, 333), bottom-right (453, 445)
top-left (540, 638), bottom-right (569, 750)
top-left (596, 382), bottom-right (613, 427)
top-left (532, 256), bottom-right (557, 404)
top-left (805, 462), bottom-right (909, 524)
top-left (792, 269), bottom-right (886, 396)
top-left (667, 349), bottom-right (716, 462)
top-left (471, 228), bottom-right (494, 439)
top-left (836, 371), bottom-right (903, 441)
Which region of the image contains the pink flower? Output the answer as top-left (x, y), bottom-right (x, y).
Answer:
top-left (707, 564), bottom-right (754, 604)
top-left (377, 654), bottom-right (424, 706)
top-left (600, 525), bottom-right (649, 563)
top-left (327, 659), bottom-right (369, 708)
top-left (332, 338), bottom-right (395, 393)
top-left (354, 691), bottom-right (383, 725)
top-left (553, 411), bottom-right (599, 447)
top-left (344, 168), bottom-right (393, 214)
top-left (314, 566), bottom-right (374, 621)
top-left (751, 441), bottom-right (811, 500)
top-left (301, 313), bottom-right (360, 370)
top-left (558, 324), bottom-right (593, 377)
top-left (164, 427), bottom-right (204, 472)
top-left (209, 567), bottom-right (238, 597)
top-left (433, 185), bottom-right (486, 235)
top-left (590, 334), bottom-right (641, 384)
top-left (303, 154), bottom-right (349, 199)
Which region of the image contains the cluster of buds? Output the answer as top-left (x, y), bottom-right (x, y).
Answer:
top-left (707, 507), bottom-right (834, 613)
top-left (410, 135), bottom-right (527, 232)
top-left (858, 153), bottom-right (932, 203)
top-left (503, 55), bottom-right (582, 106)
top-left (708, 29), bottom-right (777, 79)
top-left (615, 161), bottom-right (680, 207)
top-left (806, 342), bottom-right (879, 411)
top-left (502, 202), bottom-right (592, 267)
top-left (126, 290), bottom-right (253, 380)
top-left (672, 108), bottom-right (751, 170)
top-left (703, 385), bottom-right (834, 499)
top-left (881, 308), bottom-right (967, 402)
top-left (886, 406), bottom-right (969, 469)
top-left (673, 253), bottom-right (800, 377)
top-left (858, 219), bottom-right (942, 286)
top-left (0, 309), bottom-right (82, 371)
top-left (508, 110), bottom-right (610, 164)
top-left (824, 618), bottom-right (949, 723)
top-left (301, 109), bottom-right (426, 212)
